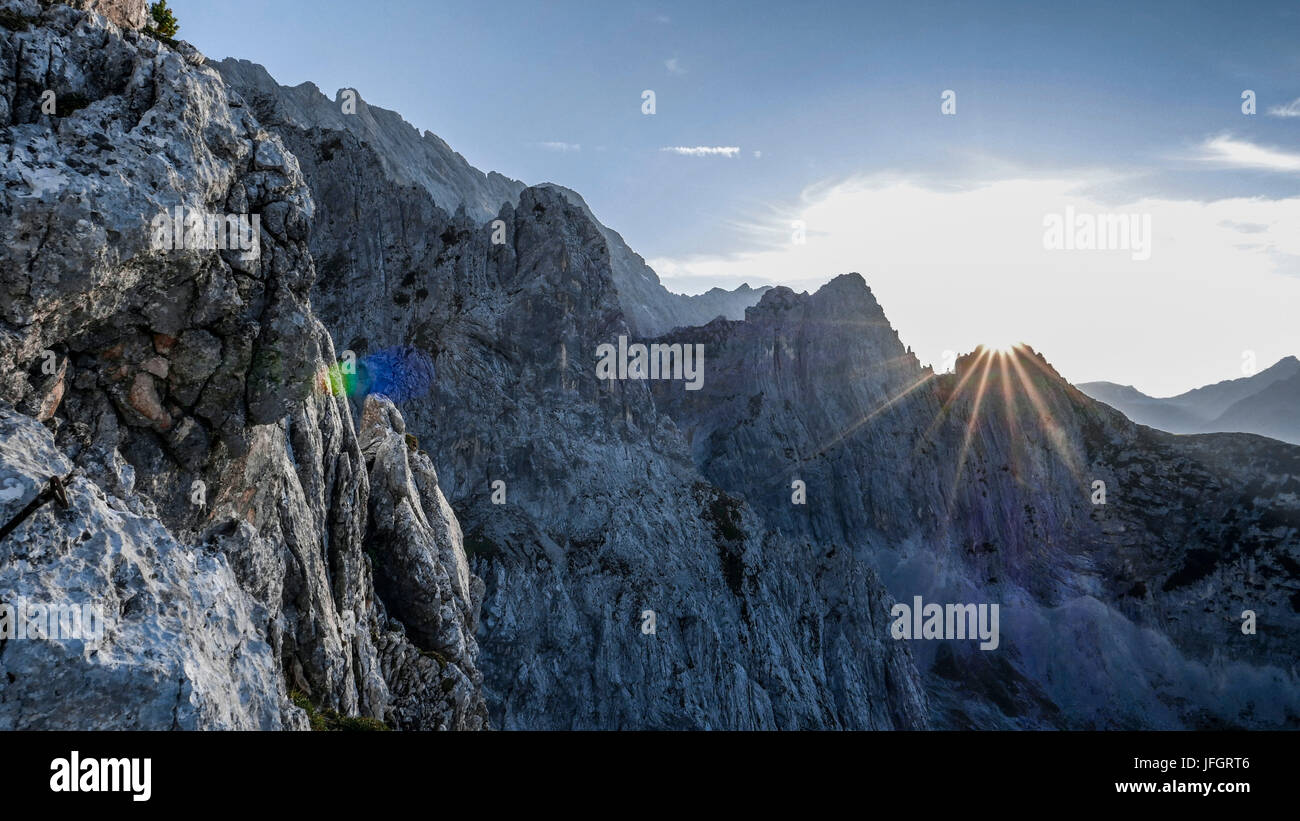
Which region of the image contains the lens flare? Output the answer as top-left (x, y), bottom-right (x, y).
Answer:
top-left (318, 346), bottom-right (437, 403)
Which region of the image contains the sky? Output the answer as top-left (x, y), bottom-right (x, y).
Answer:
top-left (174, 0), bottom-right (1300, 396)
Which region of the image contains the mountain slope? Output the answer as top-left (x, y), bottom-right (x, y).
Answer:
top-left (537, 183), bottom-right (771, 335)
top-left (3, 2), bottom-right (1296, 731)
top-left (215, 108), bottom-right (931, 728)
top-left (214, 51), bottom-right (1300, 728)
top-left (1205, 370), bottom-right (1300, 444)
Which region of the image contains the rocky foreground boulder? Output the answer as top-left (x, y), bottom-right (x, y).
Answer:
top-left (0, 1), bottom-right (484, 729)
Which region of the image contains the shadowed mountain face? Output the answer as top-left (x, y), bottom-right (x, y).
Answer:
top-left (535, 183), bottom-right (772, 336)
top-left (653, 280), bottom-right (1300, 728)
top-left (1206, 370), bottom-right (1300, 444)
top-left (1080, 356), bottom-right (1300, 445)
top-left (1, 6), bottom-right (1296, 731)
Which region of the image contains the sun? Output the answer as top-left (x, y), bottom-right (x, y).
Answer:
top-left (977, 338), bottom-right (1023, 355)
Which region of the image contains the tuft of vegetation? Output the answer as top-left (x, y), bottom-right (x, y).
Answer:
top-left (290, 689), bottom-right (390, 731)
top-left (143, 1), bottom-right (179, 43)
top-left (419, 647), bottom-right (449, 666)
top-left (404, 432), bottom-right (419, 452)
top-left (463, 531), bottom-right (499, 560)
top-left (706, 493), bottom-right (745, 542)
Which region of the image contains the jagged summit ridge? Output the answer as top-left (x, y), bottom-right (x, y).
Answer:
top-left (214, 60), bottom-right (766, 337)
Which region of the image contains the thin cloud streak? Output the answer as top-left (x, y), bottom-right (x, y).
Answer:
top-left (660, 146), bottom-right (741, 157)
top-left (1267, 97), bottom-right (1300, 118)
top-left (1198, 136), bottom-right (1300, 172)
top-left (538, 141), bottom-right (581, 152)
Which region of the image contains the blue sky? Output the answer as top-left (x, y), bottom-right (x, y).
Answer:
top-left (174, 0), bottom-right (1300, 394)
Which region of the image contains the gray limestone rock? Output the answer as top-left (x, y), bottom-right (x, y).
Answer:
top-left (0, 2), bottom-right (487, 731)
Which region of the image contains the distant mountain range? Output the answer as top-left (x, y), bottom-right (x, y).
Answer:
top-left (1079, 356), bottom-right (1300, 445)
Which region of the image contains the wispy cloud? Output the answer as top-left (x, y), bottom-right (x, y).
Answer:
top-left (665, 57), bottom-right (686, 75)
top-left (1267, 97), bottom-right (1300, 118)
top-left (661, 146), bottom-right (740, 157)
top-left (537, 141), bottom-right (581, 152)
top-left (1198, 136), bottom-right (1300, 172)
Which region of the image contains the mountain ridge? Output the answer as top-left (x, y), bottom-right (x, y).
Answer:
top-left (213, 58), bottom-right (766, 338)
top-left (1079, 355), bottom-right (1300, 444)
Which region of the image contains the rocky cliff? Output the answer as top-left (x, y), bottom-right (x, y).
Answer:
top-left (212, 60), bottom-right (931, 731)
top-left (0, 1), bottom-right (484, 729)
top-left (211, 49), bottom-right (1300, 727)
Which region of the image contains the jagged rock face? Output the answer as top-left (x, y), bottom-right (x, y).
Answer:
top-left (358, 394), bottom-right (487, 729)
top-left (0, 4), bottom-right (486, 729)
top-left (653, 276), bottom-right (1300, 728)
top-left (356, 190), bottom-right (928, 729)
top-left (537, 184), bottom-right (770, 336)
top-left (213, 58), bottom-right (527, 227)
top-left (8, 5), bottom-right (1292, 733)
top-left (0, 406), bottom-right (290, 729)
top-left (211, 68), bottom-right (931, 727)
top-left (67, 0), bottom-right (146, 31)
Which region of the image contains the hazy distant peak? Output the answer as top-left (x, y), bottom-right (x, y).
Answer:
top-left (1078, 353), bottom-right (1300, 443)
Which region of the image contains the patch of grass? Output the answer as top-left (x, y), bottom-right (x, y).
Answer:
top-left (289, 689), bottom-right (390, 731)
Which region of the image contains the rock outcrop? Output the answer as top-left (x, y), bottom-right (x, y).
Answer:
top-left (0, 2), bottom-right (484, 729)
top-left (68, 0), bottom-right (146, 31)
top-left (0, 405), bottom-right (288, 730)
